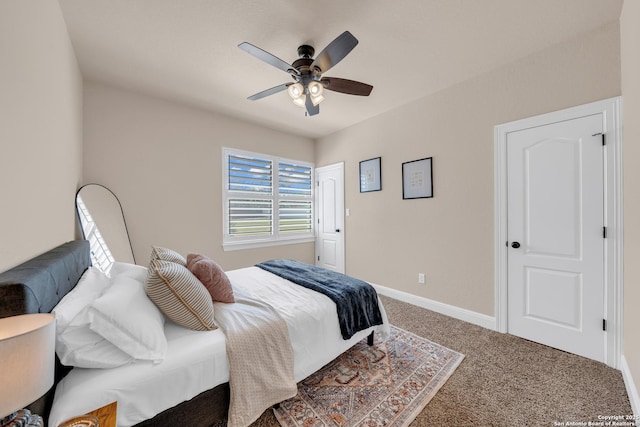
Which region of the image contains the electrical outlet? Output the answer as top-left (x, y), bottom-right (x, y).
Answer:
top-left (418, 273), bottom-right (425, 284)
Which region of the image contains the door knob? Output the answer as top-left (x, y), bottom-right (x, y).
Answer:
top-left (335, 229), bottom-right (341, 233)
top-left (511, 241), bottom-right (521, 248)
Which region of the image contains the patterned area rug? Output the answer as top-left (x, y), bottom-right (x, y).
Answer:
top-left (273, 325), bottom-right (464, 427)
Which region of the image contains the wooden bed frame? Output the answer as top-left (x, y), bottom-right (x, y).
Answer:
top-left (0, 241), bottom-right (229, 426)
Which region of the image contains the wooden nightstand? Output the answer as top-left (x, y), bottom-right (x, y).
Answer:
top-left (86, 402), bottom-right (117, 427)
top-left (58, 402), bottom-right (117, 427)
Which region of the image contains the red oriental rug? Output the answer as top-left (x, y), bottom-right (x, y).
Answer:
top-left (273, 325), bottom-right (464, 427)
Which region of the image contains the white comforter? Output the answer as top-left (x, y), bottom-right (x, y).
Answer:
top-left (49, 266), bottom-right (390, 427)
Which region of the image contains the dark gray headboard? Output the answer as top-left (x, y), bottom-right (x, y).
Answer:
top-left (0, 240), bottom-right (90, 318)
top-left (0, 240), bottom-right (90, 421)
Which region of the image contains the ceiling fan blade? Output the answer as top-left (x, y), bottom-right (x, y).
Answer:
top-left (310, 31), bottom-right (358, 73)
top-left (238, 42), bottom-right (298, 75)
top-left (322, 77), bottom-right (373, 96)
top-left (247, 83), bottom-right (291, 101)
top-left (305, 93), bottom-right (319, 116)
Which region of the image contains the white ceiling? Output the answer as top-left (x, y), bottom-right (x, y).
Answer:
top-left (58, 0), bottom-right (623, 139)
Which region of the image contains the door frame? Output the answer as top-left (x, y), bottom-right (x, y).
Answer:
top-left (315, 162), bottom-right (346, 273)
top-left (494, 97), bottom-right (623, 368)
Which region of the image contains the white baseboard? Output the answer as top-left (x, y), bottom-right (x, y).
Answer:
top-left (371, 282), bottom-right (640, 413)
top-left (371, 283), bottom-right (496, 331)
top-left (621, 355), bottom-right (640, 417)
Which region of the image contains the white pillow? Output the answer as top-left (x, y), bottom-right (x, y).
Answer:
top-left (56, 306), bottom-right (133, 368)
top-left (54, 267), bottom-right (133, 368)
top-left (53, 267), bottom-right (111, 334)
top-left (109, 262), bottom-right (148, 283)
top-left (54, 264), bottom-right (165, 368)
top-left (89, 275), bottom-right (167, 362)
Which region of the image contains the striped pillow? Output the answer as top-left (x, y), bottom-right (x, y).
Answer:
top-left (150, 246), bottom-right (187, 266)
top-left (145, 259), bottom-right (217, 331)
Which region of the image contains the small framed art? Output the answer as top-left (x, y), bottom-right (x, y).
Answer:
top-left (359, 157), bottom-right (382, 193)
top-left (402, 157), bottom-right (433, 199)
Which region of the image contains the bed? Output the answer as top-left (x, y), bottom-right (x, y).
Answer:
top-left (0, 241), bottom-right (390, 427)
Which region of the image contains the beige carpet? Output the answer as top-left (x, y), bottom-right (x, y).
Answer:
top-left (250, 296), bottom-right (632, 426)
top-left (274, 326), bottom-right (463, 426)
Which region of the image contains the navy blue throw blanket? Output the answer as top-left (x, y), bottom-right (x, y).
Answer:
top-left (255, 259), bottom-right (383, 340)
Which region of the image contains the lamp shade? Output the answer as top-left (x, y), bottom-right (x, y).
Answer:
top-left (307, 81), bottom-right (324, 106)
top-left (308, 81), bottom-right (323, 96)
top-left (0, 313), bottom-right (55, 419)
top-left (287, 83), bottom-right (304, 99)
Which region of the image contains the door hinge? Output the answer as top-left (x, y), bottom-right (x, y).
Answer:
top-left (603, 319), bottom-right (607, 331)
top-left (317, 181), bottom-right (320, 187)
top-left (603, 226), bottom-right (607, 239)
top-left (593, 132), bottom-right (606, 146)
top-left (317, 256), bottom-right (320, 261)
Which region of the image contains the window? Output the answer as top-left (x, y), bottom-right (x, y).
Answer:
top-left (76, 194), bottom-right (115, 273)
top-left (223, 148), bottom-right (314, 250)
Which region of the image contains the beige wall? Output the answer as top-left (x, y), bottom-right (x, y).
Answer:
top-left (82, 82), bottom-right (316, 270)
top-left (316, 22), bottom-right (621, 317)
top-left (621, 0), bottom-right (640, 405)
top-left (0, 1), bottom-right (83, 272)
top-left (0, 1), bottom-right (631, 387)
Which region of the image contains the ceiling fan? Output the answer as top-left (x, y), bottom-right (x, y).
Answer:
top-left (238, 31), bottom-right (373, 116)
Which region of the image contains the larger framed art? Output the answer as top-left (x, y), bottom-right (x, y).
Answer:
top-left (402, 157), bottom-right (433, 199)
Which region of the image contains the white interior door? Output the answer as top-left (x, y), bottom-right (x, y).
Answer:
top-left (315, 163), bottom-right (345, 273)
top-left (507, 114), bottom-right (605, 362)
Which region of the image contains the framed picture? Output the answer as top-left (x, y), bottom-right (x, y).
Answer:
top-left (359, 157), bottom-right (382, 193)
top-left (402, 157), bottom-right (433, 199)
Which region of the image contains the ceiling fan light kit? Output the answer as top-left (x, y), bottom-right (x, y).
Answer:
top-left (308, 81), bottom-right (324, 106)
top-left (287, 82), bottom-right (306, 107)
top-left (288, 83), bottom-right (304, 98)
top-left (239, 31), bottom-right (373, 116)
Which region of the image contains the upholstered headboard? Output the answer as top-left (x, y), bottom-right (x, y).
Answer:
top-left (0, 240), bottom-right (91, 422)
top-left (0, 240), bottom-right (90, 319)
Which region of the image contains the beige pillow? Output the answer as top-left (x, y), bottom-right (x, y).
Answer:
top-left (150, 246), bottom-right (186, 266)
top-left (145, 259), bottom-right (217, 331)
top-left (187, 253), bottom-right (235, 304)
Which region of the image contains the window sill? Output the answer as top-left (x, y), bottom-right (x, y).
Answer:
top-left (223, 236), bottom-right (316, 252)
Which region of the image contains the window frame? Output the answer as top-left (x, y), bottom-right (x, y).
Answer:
top-left (222, 147), bottom-right (315, 251)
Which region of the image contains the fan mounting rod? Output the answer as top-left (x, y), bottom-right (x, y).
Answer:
top-left (292, 45), bottom-right (318, 78)
top-left (297, 45), bottom-right (315, 59)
